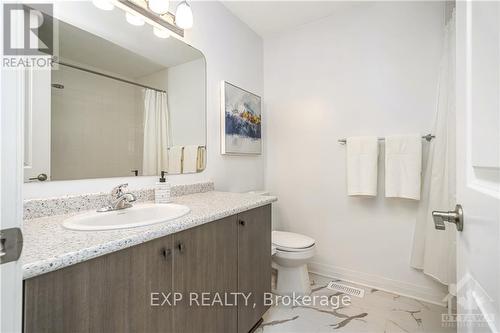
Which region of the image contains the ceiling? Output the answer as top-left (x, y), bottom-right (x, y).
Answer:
top-left (221, 1), bottom-right (357, 37)
top-left (58, 21), bottom-right (166, 79)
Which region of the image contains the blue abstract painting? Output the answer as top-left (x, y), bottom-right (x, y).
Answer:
top-left (221, 81), bottom-right (262, 154)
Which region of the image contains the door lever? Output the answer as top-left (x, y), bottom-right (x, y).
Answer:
top-left (432, 204), bottom-right (464, 231)
top-left (0, 228), bottom-right (23, 264)
top-left (0, 239), bottom-right (6, 257)
top-left (29, 173), bottom-right (47, 182)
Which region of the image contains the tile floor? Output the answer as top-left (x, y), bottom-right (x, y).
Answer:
top-left (256, 274), bottom-right (456, 333)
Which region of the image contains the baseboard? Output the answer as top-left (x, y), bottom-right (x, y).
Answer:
top-left (308, 262), bottom-right (447, 307)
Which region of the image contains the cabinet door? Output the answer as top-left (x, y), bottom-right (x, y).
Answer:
top-left (237, 204), bottom-right (272, 333)
top-left (173, 216), bottom-right (238, 333)
top-left (24, 235), bottom-right (173, 333)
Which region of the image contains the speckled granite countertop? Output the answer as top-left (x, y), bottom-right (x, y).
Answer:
top-left (21, 191), bottom-right (277, 280)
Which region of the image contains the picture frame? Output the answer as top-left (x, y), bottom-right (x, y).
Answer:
top-left (220, 81), bottom-right (262, 155)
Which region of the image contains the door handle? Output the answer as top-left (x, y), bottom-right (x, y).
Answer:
top-left (161, 248), bottom-right (171, 259)
top-left (29, 173), bottom-right (47, 181)
top-left (0, 239), bottom-right (6, 257)
top-left (0, 228), bottom-right (23, 265)
top-left (432, 204), bottom-right (464, 231)
top-left (177, 242), bottom-right (185, 253)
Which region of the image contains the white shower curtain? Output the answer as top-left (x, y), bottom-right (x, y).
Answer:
top-left (410, 13), bottom-right (456, 286)
top-left (142, 89), bottom-right (170, 176)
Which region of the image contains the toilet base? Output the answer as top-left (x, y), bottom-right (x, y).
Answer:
top-left (274, 263), bottom-right (311, 296)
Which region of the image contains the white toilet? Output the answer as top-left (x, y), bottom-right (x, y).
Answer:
top-left (272, 231), bottom-right (316, 296)
top-left (247, 191), bottom-right (316, 295)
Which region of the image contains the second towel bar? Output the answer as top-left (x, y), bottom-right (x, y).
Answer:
top-left (338, 134), bottom-right (435, 145)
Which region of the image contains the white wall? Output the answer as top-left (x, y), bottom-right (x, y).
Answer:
top-left (167, 58), bottom-right (206, 147)
top-left (264, 2), bottom-right (447, 303)
top-left (137, 58), bottom-right (206, 147)
top-left (136, 68), bottom-right (169, 91)
top-left (24, 1), bottom-right (264, 198)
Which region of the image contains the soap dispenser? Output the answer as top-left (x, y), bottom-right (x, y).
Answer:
top-left (155, 171), bottom-right (171, 204)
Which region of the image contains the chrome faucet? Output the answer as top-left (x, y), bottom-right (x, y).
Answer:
top-left (97, 183), bottom-right (137, 212)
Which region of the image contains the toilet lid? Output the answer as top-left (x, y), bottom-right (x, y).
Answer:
top-left (272, 231), bottom-right (315, 251)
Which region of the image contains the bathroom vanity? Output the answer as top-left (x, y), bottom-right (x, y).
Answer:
top-left (21, 190), bottom-right (275, 333)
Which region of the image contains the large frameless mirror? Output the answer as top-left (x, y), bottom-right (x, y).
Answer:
top-left (24, 1), bottom-right (206, 182)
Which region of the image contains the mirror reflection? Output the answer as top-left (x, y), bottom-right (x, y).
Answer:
top-left (24, 13), bottom-right (206, 182)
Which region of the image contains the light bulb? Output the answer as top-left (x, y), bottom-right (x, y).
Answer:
top-left (92, 0), bottom-right (114, 11)
top-left (153, 26), bottom-right (171, 39)
top-left (148, 0), bottom-right (169, 15)
top-left (125, 12), bottom-right (144, 26)
top-left (175, 1), bottom-right (193, 29)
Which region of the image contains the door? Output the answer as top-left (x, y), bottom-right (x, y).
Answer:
top-left (0, 14), bottom-right (25, 333)
top-left (23, 65), bottom-right (51, 182)
top-left (173, 216), bottom-right (238, 333)
top-left (237, 205), bottom-right (271, 333)
top-left (455, 1), bottom-right (500, 331)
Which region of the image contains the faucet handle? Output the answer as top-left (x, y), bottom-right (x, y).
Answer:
top-left (111, 183), bottom-right (129, 198)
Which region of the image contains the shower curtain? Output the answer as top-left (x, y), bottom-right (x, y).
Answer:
top-left (142, 89), bottom-right (170, 176)
top-left (410, 12), bottom-right (456, 286)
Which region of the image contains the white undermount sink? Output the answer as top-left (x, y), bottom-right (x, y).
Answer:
top-left (62, 203), bottom-right (190, 231)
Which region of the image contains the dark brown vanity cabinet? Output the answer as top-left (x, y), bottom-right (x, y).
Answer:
top-left (24, 235), bottom-right (174, 333)
top-left (237, 205), bottom-right (272, 333)
top-left (24, 204), bottom-right (271, 333)
top-left (172, 214), bottom-right (238, 333)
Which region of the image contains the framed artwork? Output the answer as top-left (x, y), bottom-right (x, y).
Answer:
top-left (221, 81), bottom-right (262, 155)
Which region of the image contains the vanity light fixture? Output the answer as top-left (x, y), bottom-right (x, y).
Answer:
top-left (116, 0), bottom-right (184, 37)
top-left (92, 0), bottom-right (114, 11)
top-left (148, 0), bottom-right (169, 15)
top-left (153, 26), bottom-right (171, 38)
top-left (175, 1), bottom-right (193, 29)
top-left (125, 11), bottom-right (145, 26)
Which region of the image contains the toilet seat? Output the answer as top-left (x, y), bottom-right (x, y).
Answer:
top-left (272, 231), bottom-right (315, 252)
top-left (275, 246), bottom-right (315, 259)
top-left (275, 244), bottom-right (315, 252)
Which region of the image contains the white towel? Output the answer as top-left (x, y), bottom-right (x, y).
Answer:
top-left (385, 135), bottom-right (422, 200)
top-left (168, 146), bottom-right (183, 174)
top-left (346, 137), bottom-right (379, 196)
top-left (183, 145), bottom-right (199, 174)
top-left (197, 146), bottom-right (206, 171)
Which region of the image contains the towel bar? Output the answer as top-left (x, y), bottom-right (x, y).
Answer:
top-left (338, 134), bottom-right (435, 145)
top-left (167, 145), bottom-right (206, 150)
